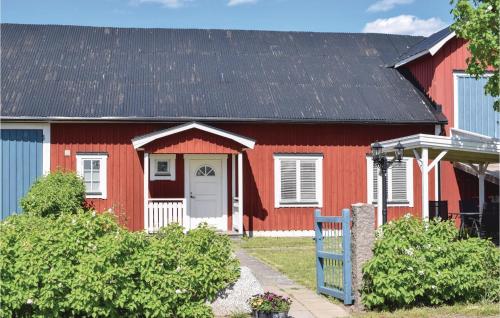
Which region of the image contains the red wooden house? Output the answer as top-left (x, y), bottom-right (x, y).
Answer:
top-left (1, 24), bottom-right (498, 235)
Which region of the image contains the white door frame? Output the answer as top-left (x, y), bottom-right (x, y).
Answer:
top-left (184, 154), bottom-right (228, 231)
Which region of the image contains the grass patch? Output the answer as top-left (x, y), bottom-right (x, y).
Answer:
top-left (235, 237), bottom-right (317, 290)
top-left (354, 302), bottom-right (500, 317)
top-left (236, 237), bottom-right (499, 317)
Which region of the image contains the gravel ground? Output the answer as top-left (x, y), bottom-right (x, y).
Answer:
top-left (211, 266), bottom-right (263, 317)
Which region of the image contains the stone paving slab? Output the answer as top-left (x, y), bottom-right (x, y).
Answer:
top-left (236, 249), bottom-right (350, 318)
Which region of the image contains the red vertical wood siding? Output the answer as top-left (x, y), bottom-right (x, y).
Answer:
top-left (404, 37), bottom-right (499, 213)
top-left (51, 122), bottom-right (434, 232)
top-left (405, 37), bottom-right (469, 133)
top-left (225, 124), bottom-right (434, 231)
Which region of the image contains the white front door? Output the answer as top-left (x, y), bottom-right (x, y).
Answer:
top-left (188, 158), bottom-right (226, 230)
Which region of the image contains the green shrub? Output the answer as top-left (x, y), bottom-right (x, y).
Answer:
top-left (0, 211), bottom-right (239, 317)
top-left (20, 170), bottom-right (86, 217)
top-left (361, 215), bottom-right (500, 310)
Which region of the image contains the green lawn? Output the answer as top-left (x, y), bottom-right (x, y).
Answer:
top-left (235, 237), bottom-right (500, 318)
top-left (235, 237), bottom-right (317, 290)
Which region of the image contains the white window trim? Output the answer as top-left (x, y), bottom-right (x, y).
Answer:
top-left (274, 154), bottom-right (323, 208)
top-left (453, 72), bottom-right (494, 130)
top-left (366, 156), bottom-right (414, 207)
top-left (76, 153), bottom-right (108, 199)
top-left (150, 154), bottom-right (176, 181)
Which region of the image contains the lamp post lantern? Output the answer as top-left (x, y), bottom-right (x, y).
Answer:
top-left (370, 141), bottom-right (405, 225)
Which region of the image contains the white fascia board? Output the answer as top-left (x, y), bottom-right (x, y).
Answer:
top-left (131, 121), bottom-right (256, 149)
top-left (451, 128), bottom-right (500, 143)
top-left (428, 32), bottom-right (456, 56)
top-left (394, 32), bottom-right (456, 68)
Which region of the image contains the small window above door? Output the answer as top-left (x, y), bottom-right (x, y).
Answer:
top-left (150, 154), bottom-right (176, 181)
top-left (196, 165), bottom-right (216, 176)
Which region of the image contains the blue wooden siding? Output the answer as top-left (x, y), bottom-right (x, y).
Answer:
top-left (457, 76), bottom-right (500, 138)
top-left (1, 129), bottom-right (43, 219)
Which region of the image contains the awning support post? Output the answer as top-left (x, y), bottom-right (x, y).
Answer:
top-left (413, 148), bottom-right (430, 219)
top-left (467, 163), bottom-right (489, 216)
top-left (478, 172), bottom-right (485, 214)
top-left (421, 148), bottom-right (429, 219)
top-left (428, 151), bottom-right (447, 201)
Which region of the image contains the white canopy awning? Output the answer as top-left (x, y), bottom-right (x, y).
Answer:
top-left (373, 129), bottom-right (499, 223)
top-left (376, 129), bottom-right (499, 164)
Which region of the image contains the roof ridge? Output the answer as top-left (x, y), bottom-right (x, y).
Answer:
top-left (0, 23), bottom-right (423, 38)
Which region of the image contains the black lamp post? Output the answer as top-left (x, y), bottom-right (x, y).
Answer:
top-left (370, 141), bottom-right (405, 225)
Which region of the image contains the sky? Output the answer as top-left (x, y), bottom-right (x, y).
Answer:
top-left (2, 0), bottom-right (454, 36)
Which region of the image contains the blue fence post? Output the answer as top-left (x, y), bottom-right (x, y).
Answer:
top-left (341, 208), bottom-right (353, 305)
top-left (314, 209), bottom-right (324, 294)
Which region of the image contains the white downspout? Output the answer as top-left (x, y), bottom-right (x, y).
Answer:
top-left (231, 154), bottom-right (236, 231)
top-left (143, 152), bottom-right (149, 232)
top-left (376, 166), bottom-right (383, 227)
top-left (237, 153), bottom-right (244, 234)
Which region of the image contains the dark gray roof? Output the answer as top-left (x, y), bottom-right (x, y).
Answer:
top-left (394, 26), bottom-right (453, 67)
top-left (1, 23), bottom-right (445, 123)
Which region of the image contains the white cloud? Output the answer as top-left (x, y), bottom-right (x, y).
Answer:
top-left (362, 15), bottom-right (446, 36)
top-left (227, 0), bottom-right (258, 6)
top-left (134, 0), bottom-right (188, 8)
top-left (367, 0), bottom-right (414, 12)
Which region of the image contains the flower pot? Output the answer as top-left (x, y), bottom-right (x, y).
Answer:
top-left (253, 310), bottom-right (288, 318)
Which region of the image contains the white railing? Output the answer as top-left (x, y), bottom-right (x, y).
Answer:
top-left (232, 197), bottom-right (240, 231)
top-left (146, 198), bottom-right (186, 233)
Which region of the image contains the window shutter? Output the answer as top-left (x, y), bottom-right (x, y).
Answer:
top-left (280, 159), bottom-right (297, 201)
top-left (300, 160), bottom-right (316, 201)
top-left (391, 161), bottom-right (407, 202)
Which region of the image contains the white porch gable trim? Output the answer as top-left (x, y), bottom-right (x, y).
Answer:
top-left (394, 31), bottom-right (456, 68)
top-left (374, 129), bottom-right (500, 220)
top-left (131, 121), bottom-right (256, 149)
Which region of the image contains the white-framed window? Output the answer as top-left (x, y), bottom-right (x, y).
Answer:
top-left (150, 154), bottom-right (176, 181)
top-left (366, 156), bottom-right (413, 207)
top-left (274, 154), bottom-right (323, 208)
top-left (76, 153), bottom-right (108, 199)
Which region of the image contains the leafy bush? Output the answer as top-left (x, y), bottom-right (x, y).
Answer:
top-left (362, 215), bottom-right (500, 310)
top-left (20, 170), bottom-right (86, 217)
top-left (0, 211), bottom-right (239, 317)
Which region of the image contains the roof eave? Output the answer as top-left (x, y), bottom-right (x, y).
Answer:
top-left (0, 116), bottom-right (445, 125)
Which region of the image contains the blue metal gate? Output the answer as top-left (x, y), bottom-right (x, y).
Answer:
top-left (314, 208), bottom-right (353, 304)
top-left (1, 129), bottom-right (44, 220)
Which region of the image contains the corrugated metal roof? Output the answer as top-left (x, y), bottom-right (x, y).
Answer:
top-left (393, 26), bottom-right (454, 67)
top-left (1, 23), bottom-right (444, 123)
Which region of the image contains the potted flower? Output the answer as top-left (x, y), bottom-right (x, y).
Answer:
top-left (248, 292), bottom-right (292, 318)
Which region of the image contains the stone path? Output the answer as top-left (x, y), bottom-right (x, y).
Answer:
top-left (236, 249), bottom-right (350, 318)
